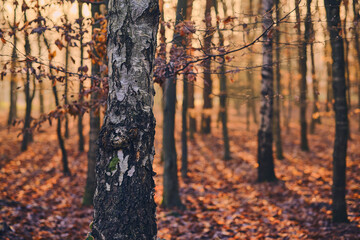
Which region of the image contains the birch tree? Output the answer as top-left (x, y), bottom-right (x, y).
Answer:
top-left (91, 0), bottom-right (159, 238)
top-left (257, 0), bottom-right (277, 182)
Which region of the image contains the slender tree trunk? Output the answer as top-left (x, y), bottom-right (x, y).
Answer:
top-left (182, 76), bottom-right (188, 178)
top-left (257, 0), bottom-right (277, 182)
top-left (325, 32), bottom-right (333, 112)
top-left (214, 0), bottom-right (230, 160)
top-left (83, 2), bottom-right (102, 206)
top-left (325, 0), bottom-right (349, 223)
top-left (159, 0), bottom-right (166, 111)
top-left (181, 0), bottom-right (194, 178)
top-left (310, 43), bottom-right (321, 133)
top-left (343, 3), bottom-right (351, 111)
top-left (162, 0), bottom-right (188, 208)
top-left (246, 0), bottom-right (258, 131)
top-left (64, 41), bottom-right (70, 139)
top-left (36, 0), bottom-right (44, 115)
top-left (52, 82), bottom-right (71, 176)
top-left (273, 0), bottom-right (284, 159)
top-left (309, 1), bottom-right (321, 134)
top-left (21, 7), bottom-right (35, 152)
top-left (353, 0), bottom-right (360, 131)
top-left (8, 5), bottom-right (17, 126)
top-left (78, 2), bottom-right (85, 152)
top-left (187, 0), bottom-right (196, 139)
top-left (38, 38), bottom-right (44, 114)
top-left (201, 0), bottom-right (213, 134)
top-left (342, 2), bottom-right (351, 139)
top-left (188, 75), bottom-right (196, 138)
top-left (91, 0), bottom-right (159, 238)
top-left (159, 0), bottom-right (166, 164)
top-left (43, 33), bottom-right (70, 175)
top-left (286, 47), bottom-right (292, 132)
top-left (296, 0), bottom-right (309, 151)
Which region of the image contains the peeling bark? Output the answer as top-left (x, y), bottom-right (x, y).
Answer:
top-left (91, 0), bottom-right (159, 238)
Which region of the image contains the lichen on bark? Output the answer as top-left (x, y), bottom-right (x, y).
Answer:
top-left (91, 0), bottom-right (159, 239)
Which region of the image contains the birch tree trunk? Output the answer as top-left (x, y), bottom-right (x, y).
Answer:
top-left (325, 0), bottom-right (349, 223)
top-left (257, 0), bottom-right (277, 182)
top-left (91, 0), bottom-right (159, 238)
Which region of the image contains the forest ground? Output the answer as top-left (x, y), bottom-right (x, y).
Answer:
top-left (0, 107), bottom-right (359, 239)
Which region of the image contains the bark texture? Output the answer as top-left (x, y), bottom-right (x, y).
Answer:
top-left (257, 0), bottom-right (277, 182)
top-left (325, 0), bottom-right (349, 223)
top-left (91, 0), bottom-right (159, 238)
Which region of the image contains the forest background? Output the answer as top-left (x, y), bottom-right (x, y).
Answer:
top-left (0, 0), bottom-right (359, 239)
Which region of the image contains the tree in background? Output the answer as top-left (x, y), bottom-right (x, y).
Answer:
top-left (273, 0), bottom-right (284, 160)
top-left (295, 0), bottom-right (309, 151)
top-left (201, 0), bottom-right (214, 134)
top-left (352, 0), bottom-right (360, 131)
top-left (214, 0), bottom-right (230, 161)
top-left (83, 1), bottom-right (104, 206)
top-left (181, 0), bottom-right (194, 178)
top-left (162, 0), bottom-right (188, 208)
top-left (309, 0), bottom-right (321, 134)
top-left (91, 0), bottom-right (159, 237)
top-left (7, 3), bottom-right (17, 126)
top-left (257, 0), bottom-right (277, 182)
top-left (21, 0), bottom-right (36, 152)
top-left (325, 0), bottom-right (349, 223)
top-left (77, 0), bottom-right (85, 152)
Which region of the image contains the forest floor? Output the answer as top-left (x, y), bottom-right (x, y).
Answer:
top-left (0, 109), bottom-right (359, 239)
